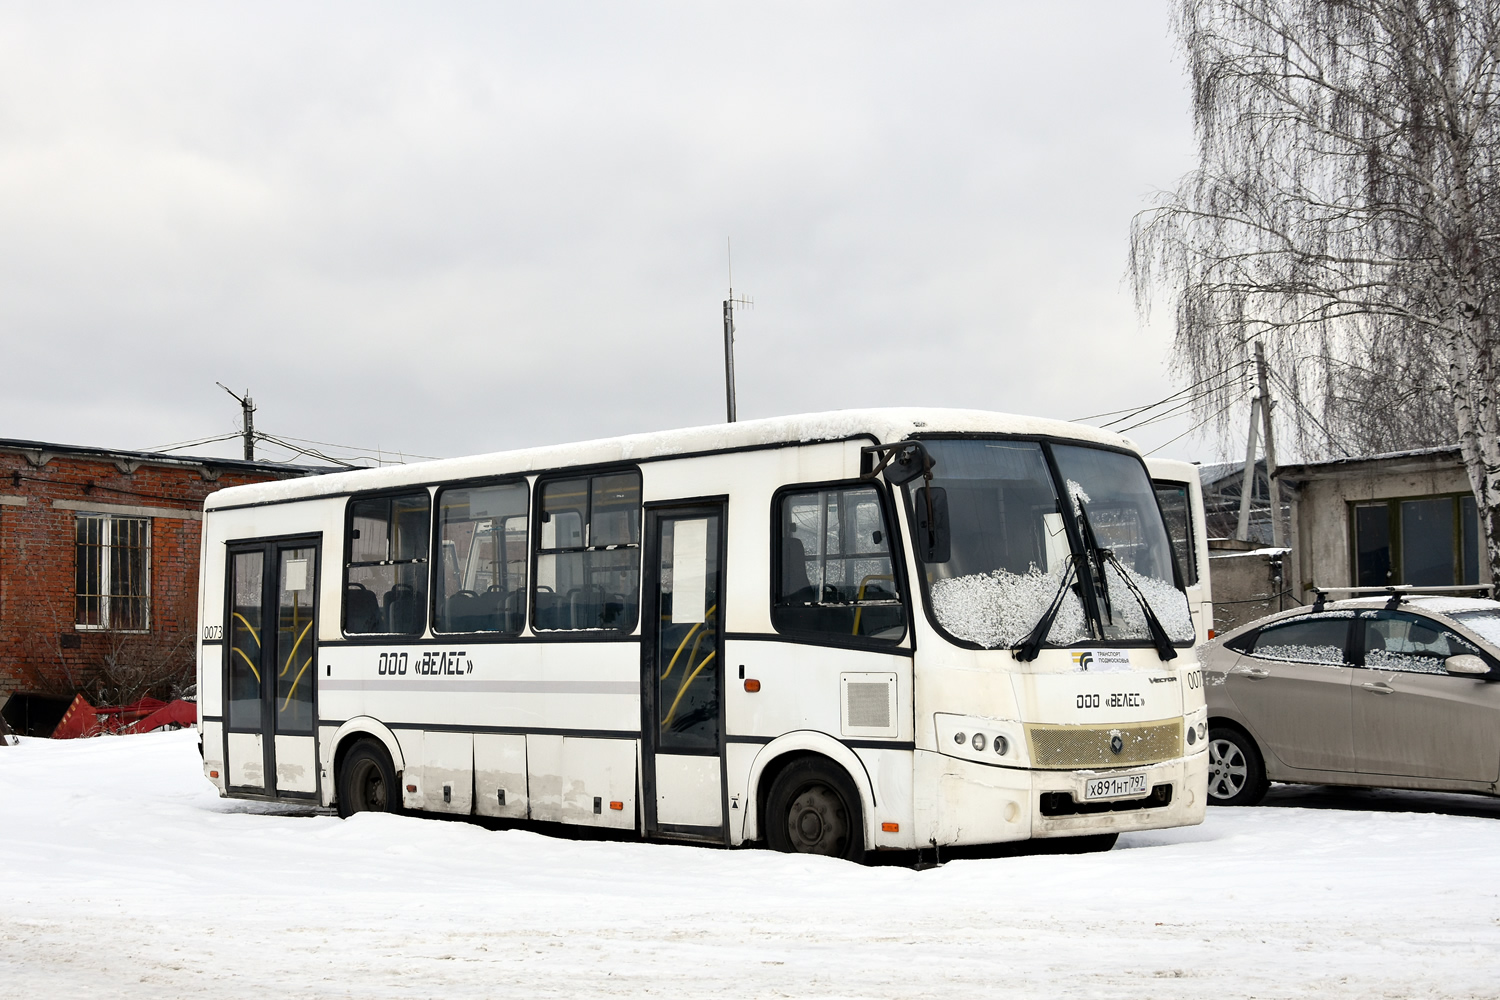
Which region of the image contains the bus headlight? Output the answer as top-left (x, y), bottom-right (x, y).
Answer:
top-left (994, 735), bottom-right (1010, 756)
top-left (972, 733), bottom-right (986, 751)
top-left (954, 732), bottom-right (966, 745)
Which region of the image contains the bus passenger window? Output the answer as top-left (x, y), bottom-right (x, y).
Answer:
top-left (533, 470), bottom-right (641, 632)
top-left (344, 491), bottom-right (431, 635)
top-left (434, 481), bottom-right (529, 634)
top-left (773, 484), bottom-right (905, 642)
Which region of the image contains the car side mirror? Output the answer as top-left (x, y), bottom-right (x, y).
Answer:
top-left (1444, 653), bottom-right (1491, 677)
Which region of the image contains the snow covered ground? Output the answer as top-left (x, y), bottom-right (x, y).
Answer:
top-left (4, 731), bottom-right (1499, 999)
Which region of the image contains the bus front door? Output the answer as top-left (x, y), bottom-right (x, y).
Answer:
top-left (224, 538), bottom-right (321, 799)
top-left (641, 503), bottom-right (727, 842)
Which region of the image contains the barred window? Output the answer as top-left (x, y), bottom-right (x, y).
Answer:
top-left (75, 514), bottom-right (151, 630)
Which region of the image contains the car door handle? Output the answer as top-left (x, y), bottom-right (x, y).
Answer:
top-left (1242, 667), bottom-right (1270, 679)
top-left (1362, 682), bottom-right (1395, 695)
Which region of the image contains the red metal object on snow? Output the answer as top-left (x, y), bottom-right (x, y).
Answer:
top-left (123, 700), bottom-right (197, 734)
top-left (49, 694), bottom-right (99, 739)
top-left (48, 696), bottom-right (194, 738)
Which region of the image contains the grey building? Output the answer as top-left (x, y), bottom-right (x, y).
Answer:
top-left (1279, 446), bottom-right (1487, 602)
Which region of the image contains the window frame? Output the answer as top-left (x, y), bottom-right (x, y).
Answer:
top-left (1244, 614), bottom-right (1356, 665)
top-left (74, 513), bottom-right (152, 633)
top-left (430, 477), bottom-right (531, 637)
top-left (1352, 609), bottom-right (1492, 674)
top-left (1151, 479), bottom-right (1199, 588)
top-left (896, 433), bottom-right (1193, 653)
top-left (768, 477), bottom-right (910, 650)
top-left (340, 487), bottom-right (434, 639)
top-left (1349, 493), bottom-right (1482, 589)
top-left (528, 466), bottom-right (643, 638)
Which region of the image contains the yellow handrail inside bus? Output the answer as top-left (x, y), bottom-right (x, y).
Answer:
top-left (662, 650), bottom-right (716, 731)
top-left (279, 619), bottom-right (313, 679)
top-left (661, 605), bottom-right (716, 682)
top-left (232, 612), bottom-right (261, 646)
top-left (232, 646), bottom-right (261, 683)
top-left (851, 575), bottom-right (895, 634)
top-left (281, 654), bottom-right (312, 713)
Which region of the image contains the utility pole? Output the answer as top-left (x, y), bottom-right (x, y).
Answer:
top-left (1253, 341), bottom-right (1285, 547)
top-left (722, 239), bottom-right (751, 423)
top-left (1236, 396), bottom-right (1261, 541)
top-left (723, 296), bottom-right (737, 423)
top-left (217, 383), bottom-right (257, 460)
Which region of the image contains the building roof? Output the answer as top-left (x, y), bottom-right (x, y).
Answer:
top-left (0, 437), bottom-right (332, 479)
top-left (205, 407), bottom-right (1140, 510)
top-left (1278, 444), bottom-right (1462, 481)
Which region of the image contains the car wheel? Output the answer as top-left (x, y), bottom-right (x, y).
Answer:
top-left (1207, 726), bottom-right (1269, 806)
top-left (338, 740), bottom-right (400, 818)
top-left (765, 758), bottom-right (866, 862)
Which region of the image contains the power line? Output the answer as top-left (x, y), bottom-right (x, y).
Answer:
top-left (1143, 394), bottom-right (1243, 455)
top-left (1267, 369), bottom-right (1353, 458)
top-left (1071, 358), bottom-right (1252, 426)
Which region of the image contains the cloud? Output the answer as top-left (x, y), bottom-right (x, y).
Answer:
top-left (0, 2), bottom-right (1205, 462)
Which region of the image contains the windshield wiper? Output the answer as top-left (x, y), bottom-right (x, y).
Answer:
top-left (1012, 554), bottom-right (1082, 662)
top-left (1075, 503), bottom-right (1113, 625)
top-left (1076, 500), bottom-right (1177, 662)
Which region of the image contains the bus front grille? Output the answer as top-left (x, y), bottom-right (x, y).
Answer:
top-left (1024, 719), bottom-right (1183, 769)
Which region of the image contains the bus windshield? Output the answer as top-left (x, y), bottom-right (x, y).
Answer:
top-left (910, 439), bottom-right (1194, 651)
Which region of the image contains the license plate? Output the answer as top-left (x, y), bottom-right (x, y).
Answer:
top-left (1084, 772), bottom-right (1149, 800)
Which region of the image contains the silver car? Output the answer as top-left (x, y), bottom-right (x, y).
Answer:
top-left (1202, 595), bottom-right (1500, 805)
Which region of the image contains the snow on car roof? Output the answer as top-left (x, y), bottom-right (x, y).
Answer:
top-left (1332, 595), bottom-right (1500, 614)
top-left (204, 407), bottom-right (1140, 510)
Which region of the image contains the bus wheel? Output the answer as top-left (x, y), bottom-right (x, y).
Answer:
top-left (338, 740), bottom-right (400, 818)
top-left (1207, 726), bottom-right (1269, 806)
top-left (765, 758), bottom-right (865, 862)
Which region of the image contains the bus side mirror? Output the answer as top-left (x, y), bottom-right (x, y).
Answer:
top-left (913, 487), bottom-right (950, 563)
top-left (884, 443), bottom-right (934, 486)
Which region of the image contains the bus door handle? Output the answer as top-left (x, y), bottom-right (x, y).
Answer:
top-left (1242, 667), bottom-right (1270, 679)
top-left (1362, 682), bottom-right (1395, 695)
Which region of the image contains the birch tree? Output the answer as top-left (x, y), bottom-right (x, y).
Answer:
top-left (1131, 0), bottom-right (1500, 577)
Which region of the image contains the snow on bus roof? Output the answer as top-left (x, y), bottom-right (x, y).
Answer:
top-left (204, 407), bottom-right (1138, 510)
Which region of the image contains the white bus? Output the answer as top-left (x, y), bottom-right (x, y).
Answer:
top-left (196, 409), bottom-right (1208, 859)
top-left (1147, 458), bottom-right (1214, 644)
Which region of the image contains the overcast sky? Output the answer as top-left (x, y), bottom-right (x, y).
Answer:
top-left (0, 3), bottom-right (1218, 467)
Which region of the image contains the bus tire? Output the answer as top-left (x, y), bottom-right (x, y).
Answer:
top-left (764, 757), bottom-right (865, 862)
top-left (337, 739), bottom-right (400, 818)
top-left (1207, 725), bottom-right (1269, 806)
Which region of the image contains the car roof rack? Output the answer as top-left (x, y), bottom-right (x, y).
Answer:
top-left (1308, 583), bottom-right (1495, 614)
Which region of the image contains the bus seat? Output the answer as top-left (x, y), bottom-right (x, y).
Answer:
top-left (534, 589), bottom-right (562, 630)
top-left (384, 584), bottom-right (419, 633)
top-left (782, 537), bottom-right (816, 604)
top-left (444, 589), bottom-right (487, 632)
top-left (345, 582), bottom-right (382, 633)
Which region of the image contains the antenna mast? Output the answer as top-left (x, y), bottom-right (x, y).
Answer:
top-left (216, 382), bottom-right (256, 460)
top-left (723, 238), bottom-right (752, 423)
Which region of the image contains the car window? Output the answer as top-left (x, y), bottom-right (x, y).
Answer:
top-left (1361, 611), bottom-right (1481, 675)
top-left (1451, 609), bottom-right (1500, 648)
top-left (1249, 617), bottom-right (1351, 665)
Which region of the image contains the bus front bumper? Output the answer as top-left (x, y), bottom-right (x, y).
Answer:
top-left (913, 749), bottom-right (1208, 847)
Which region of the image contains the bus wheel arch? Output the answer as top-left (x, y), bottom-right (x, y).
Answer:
top-left (330, 718), bottom-right (406, 810)
top-left (747, 734), bottom-right (875, 858)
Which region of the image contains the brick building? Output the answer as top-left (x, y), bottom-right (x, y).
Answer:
top-left (0, 438), bottom-right (323, 707)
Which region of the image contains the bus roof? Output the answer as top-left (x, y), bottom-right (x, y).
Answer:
top-left (204, 407), bottom-right (1138, 510)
